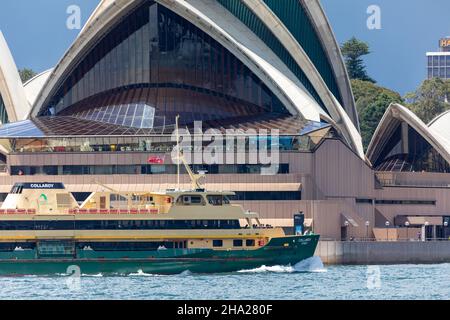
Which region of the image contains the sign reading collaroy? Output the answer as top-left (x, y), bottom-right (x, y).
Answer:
top-left (19, 183), bottom-right (65, 189)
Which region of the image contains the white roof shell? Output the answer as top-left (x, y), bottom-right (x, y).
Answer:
top-left (0, 31), bottom-right (30, 122)
top-left (29, 0), bottom-right (364, 158)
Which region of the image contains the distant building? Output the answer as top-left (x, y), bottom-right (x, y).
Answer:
top-left (427, 37), bottom-right (450, 79)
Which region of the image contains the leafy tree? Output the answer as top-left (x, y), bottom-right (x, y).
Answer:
top-left (352, 79), bottom-right (403, 149)
top-left (341, 37), bottom-right (375, 83)
top-left (18, 68), bottom-right (37, 83)
top-left (405, 78), bottom-right (450, 124)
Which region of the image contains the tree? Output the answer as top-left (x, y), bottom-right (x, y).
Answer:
top-left (406, 78), bottom-right (450, 124)
top-left (341, 37), bottom-right (375, 83)
top-left (18, 68), bottom-right (37, 83)
top-left (352, 79), bottom-right (403, 149)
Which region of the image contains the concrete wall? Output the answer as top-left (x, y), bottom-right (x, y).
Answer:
top-left (317, 240), bottom-right (450, 264)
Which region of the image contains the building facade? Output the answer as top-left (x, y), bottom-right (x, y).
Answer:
top-left (427, 37), bottom-right (450, 80)
top-left (2, 0), bottom-right (450, 241)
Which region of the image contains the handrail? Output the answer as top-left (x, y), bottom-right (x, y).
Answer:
top-left (0, 207), bottom-right (163, 215)
top-left (70, 208), bottom-right (162, 215)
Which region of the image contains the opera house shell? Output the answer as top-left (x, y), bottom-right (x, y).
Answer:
top-left (0, 0), bottom-right (362, 157)
top-left (367, 103), bottom-right (450, 173)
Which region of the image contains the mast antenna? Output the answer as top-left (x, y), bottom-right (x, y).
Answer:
top-left (176, 115), bottom-right (180, 191)
top-left (174, 115), bottom-right (205, 191)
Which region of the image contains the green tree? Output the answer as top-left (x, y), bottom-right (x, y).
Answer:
top-left (18, 68), bottom-right (37, 83)
top-left (341, 37), bottom-right (375, 83)
top-left (352, 79), bottom-right (403, 149)
top-left (406, 78), bottom-right (450, 124)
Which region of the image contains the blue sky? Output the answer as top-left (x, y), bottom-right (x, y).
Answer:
top-left (0, 0), bottom-right (448, 96)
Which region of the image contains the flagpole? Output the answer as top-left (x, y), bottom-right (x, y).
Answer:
top-left (176, 115), bottom-right (180, 191)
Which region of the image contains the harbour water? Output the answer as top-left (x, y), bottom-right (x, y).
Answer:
top-left (1, 257), bottom-right (449, 300)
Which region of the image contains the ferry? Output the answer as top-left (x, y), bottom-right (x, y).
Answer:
top-left (0, 119), bottom-right (319, 275)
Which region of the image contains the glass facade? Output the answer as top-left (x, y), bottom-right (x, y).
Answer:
top-left (41, 1), bottom-right (288, 128)
top-left (71, 103), bottom-right (156, 129)
top-left (374, 123), bottom-right (450, 173)
top-left (10, 164), bottom-right (290, 176)
top-left (0, 94), bottom-right (8, 124)
top-left (427, 54), bottom-right (450, 79)
top-left (9, 132), bottom-right (328, 154)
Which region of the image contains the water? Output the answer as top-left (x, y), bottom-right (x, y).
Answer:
top-left (1, 257), bottom-right (450, 300)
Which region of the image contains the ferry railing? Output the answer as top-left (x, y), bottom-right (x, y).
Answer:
top-left (0, 207), bottom-right (168, 215)
top-left (68, 206), bottom-right (165, 215)
top-left (0, 209), bottom-right (36, 215)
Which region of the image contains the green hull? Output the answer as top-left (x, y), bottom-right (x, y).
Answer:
top-left (0, 235), bottom-right (319, 275)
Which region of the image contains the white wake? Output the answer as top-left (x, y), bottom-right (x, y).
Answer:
top-left (238, 256), bottom-right (326, 274)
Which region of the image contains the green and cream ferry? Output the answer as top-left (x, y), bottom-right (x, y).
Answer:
top-left (0, 179), bottom-right (318, 275)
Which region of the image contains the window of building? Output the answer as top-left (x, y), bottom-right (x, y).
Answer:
top-left (356, 198), bottom-right (373, 204)
top-left (375, 200), bottom-right (436, 206)
top-left (229, 191), bottom-right (301, 201)
top-left (374, 122), bottom-right (450, 173)
top-left (11, 164), bottom-right (290, 177)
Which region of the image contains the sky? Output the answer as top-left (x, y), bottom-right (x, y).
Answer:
top-left (0, 0), bottom-right (448, 96)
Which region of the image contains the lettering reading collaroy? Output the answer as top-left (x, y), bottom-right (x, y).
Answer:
top-left (30, 184), bottom-right (54, 189)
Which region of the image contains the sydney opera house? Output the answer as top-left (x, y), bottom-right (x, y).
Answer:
top-left (1, 0), bottom-right (450, 240)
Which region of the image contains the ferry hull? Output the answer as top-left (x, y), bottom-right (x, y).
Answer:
top-left (0, 235), bottom-right (319, 275)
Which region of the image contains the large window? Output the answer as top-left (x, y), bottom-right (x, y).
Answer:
top-left (11, 164), bottom-right (290, 176)
top-left (42, 1), bottom-right (288, 128)
top-left (375, 123), bottom-right (450, 173)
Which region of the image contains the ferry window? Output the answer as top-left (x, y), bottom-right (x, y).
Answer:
top-left (177, 195), bottom-right (205, 206)
top-left (223, 196), bottom-right (230, 204)
top-left (190, 196), bottom-right (203, 204)
top-left (11, 185), bottom-right (24, 194)
top-left (246, 239), bottom-right (255, 247)
top-left (213, 240), bottom-right (223, 247)
top-left (207, 195), bottom-right (224, 206)
top-left (233, 240), bottom-right (243, 247)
